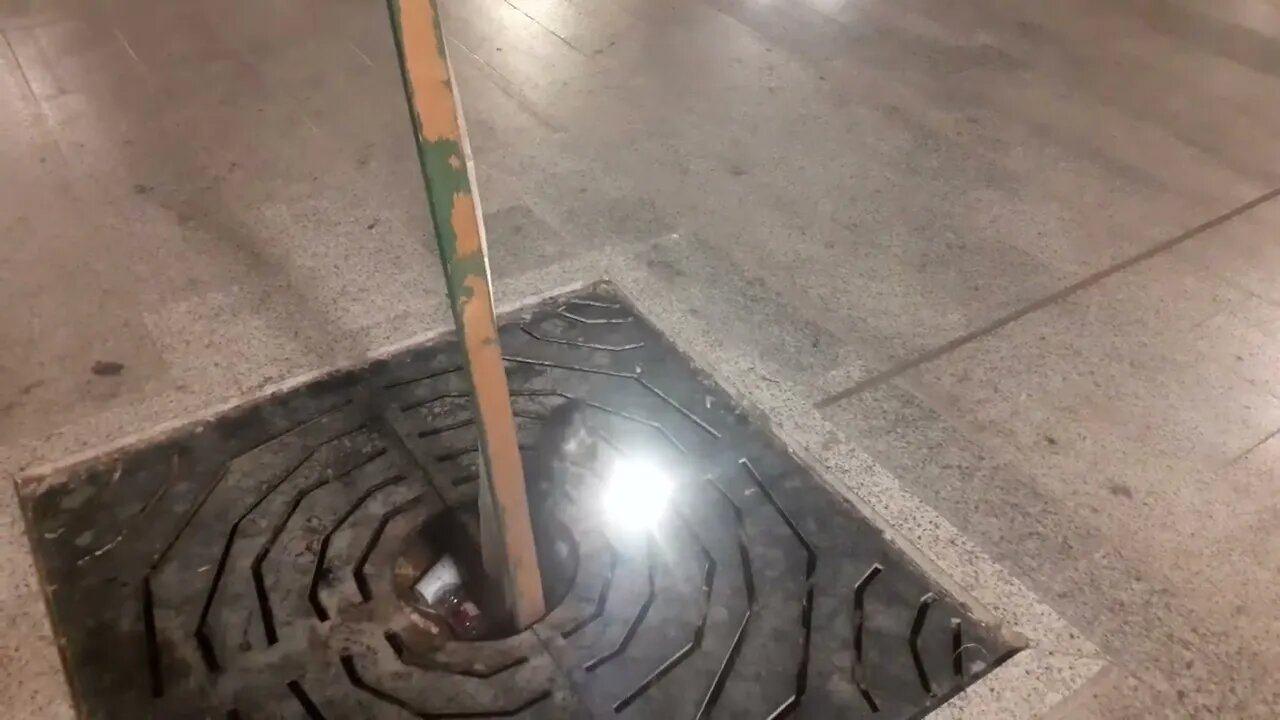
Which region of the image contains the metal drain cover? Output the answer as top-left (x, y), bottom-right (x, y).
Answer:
top-left (20, 283), bottom-right (1018, 719)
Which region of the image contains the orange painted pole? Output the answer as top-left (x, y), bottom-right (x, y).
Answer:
top-left (385, 0), bottom-right (545, 627)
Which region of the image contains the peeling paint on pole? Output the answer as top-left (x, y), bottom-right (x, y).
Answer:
top-left (386, 0), bottom-right (545, 627)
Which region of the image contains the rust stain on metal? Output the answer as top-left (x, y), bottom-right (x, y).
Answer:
top-left (398, 0), bottom-right (458, 143)
top-left (461, 274), bottom-right (545, 623)
top-left (449, 184), bottom-right (485, 273)
top-left (388, 0), bottom-right (546, 627)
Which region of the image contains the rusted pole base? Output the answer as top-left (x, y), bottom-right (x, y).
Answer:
top-left (386, 0), bottom-right (545, 628)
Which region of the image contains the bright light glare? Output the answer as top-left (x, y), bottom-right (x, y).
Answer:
top-left (602, 458), bottom-right (672, 533)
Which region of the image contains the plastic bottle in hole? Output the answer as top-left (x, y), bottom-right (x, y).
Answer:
top-left (413, 555), bottom-right (487, 640)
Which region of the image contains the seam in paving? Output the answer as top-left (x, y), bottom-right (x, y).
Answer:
top-left (1230, 425), bottom-right (1280, 465)
top-left (815, 187), bottom-right (1280, 408)
top-left (500, 0), bottom-right (587, 57)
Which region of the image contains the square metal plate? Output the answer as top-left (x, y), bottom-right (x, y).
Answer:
top-left (20, 283), bottom-right (1018, 719)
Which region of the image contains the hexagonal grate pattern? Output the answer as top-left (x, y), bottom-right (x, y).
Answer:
top-left (20, 284), bottom-right (1019, 719)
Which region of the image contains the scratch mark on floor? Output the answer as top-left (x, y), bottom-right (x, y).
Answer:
top-left (447, 37), bottom-right (563, 135)
top-left (113, 28), bottom-right (152, 82)
top-left (348, 40), bottom-right (375, 67)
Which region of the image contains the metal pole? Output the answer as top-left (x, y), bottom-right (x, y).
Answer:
top-left (385, 0), bottom-right (545, 628)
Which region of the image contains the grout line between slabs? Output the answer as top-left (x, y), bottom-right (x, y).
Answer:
top-left (814, 186), bottom-right (1280, 409)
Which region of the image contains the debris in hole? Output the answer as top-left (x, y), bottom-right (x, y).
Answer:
top-left (414, 555), bottom-right (487, 640)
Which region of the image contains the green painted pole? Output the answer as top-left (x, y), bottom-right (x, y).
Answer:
top-left (385, 0), bottom-right (545, 628)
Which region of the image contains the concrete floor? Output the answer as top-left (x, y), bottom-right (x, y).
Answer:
top-left (2, 0), bottom-right (1279, 716)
